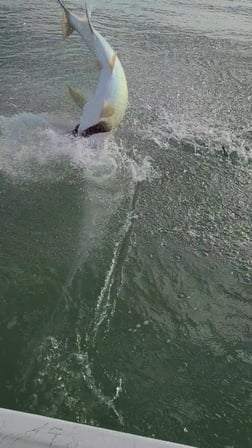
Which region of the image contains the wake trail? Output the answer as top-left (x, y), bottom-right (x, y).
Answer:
top-left (78, 184), bottom-right (140, 425)
top-left (91, 190), bottom-right (138, 344)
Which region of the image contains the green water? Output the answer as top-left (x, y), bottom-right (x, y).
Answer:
top-left (0, 1), bottom-right (251, 447)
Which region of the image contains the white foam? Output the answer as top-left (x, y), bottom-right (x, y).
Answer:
top-left (0, 112), bottom-right (155, 184)
top-left (139, 107), bottom-right (252, 165)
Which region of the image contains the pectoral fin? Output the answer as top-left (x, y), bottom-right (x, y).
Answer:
top-left (66, 83), bottom-right (86, 109)
top-left (100, 101), bottom-right (115, 119)
top-left (61, 10), bottom-right (73, 39)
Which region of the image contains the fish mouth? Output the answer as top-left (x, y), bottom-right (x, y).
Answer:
top-left (72, 122), bottom-right (111, 138)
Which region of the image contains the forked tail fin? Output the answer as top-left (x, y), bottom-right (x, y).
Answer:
top-left (57, 0), bottom-right (95, 54)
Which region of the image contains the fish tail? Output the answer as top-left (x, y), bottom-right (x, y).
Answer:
top-left (57, 0), bottom-right (96, 53)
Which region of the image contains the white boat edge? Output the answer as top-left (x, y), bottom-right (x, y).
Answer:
top-left (0, 408), bottom-right (196, 448)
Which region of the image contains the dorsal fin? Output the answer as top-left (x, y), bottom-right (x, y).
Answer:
top-left (66, 84), bottom-right (86, 109)
top-left (61, 10), bottom-right (73, 39)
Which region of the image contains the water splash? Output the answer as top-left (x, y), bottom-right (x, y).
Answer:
top-left (139, 107), bottom-right (252, 165)
top-left (0, 112), bottom-right (155, 183)
top-left (3, 112), bottom-right (154, 424)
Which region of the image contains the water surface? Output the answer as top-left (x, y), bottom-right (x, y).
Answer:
top-left (0, 1), bottom-right (251, 447)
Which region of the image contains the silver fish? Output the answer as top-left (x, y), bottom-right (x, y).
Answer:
top-left (57, 0), bottom-right (128, 137)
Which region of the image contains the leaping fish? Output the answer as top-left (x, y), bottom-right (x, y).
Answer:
top-left (57, 0), bottom-right (128, 138)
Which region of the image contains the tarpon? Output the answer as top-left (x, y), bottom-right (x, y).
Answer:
top-left (57, 0), bottom-right (128, 138)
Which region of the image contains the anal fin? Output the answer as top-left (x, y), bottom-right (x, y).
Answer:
top-left (66, 83), bottom-right (86, 109)
top-left (109, 53), bottom-right (117, 71)
top-left (61, 10), bottom-right (73, 39)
